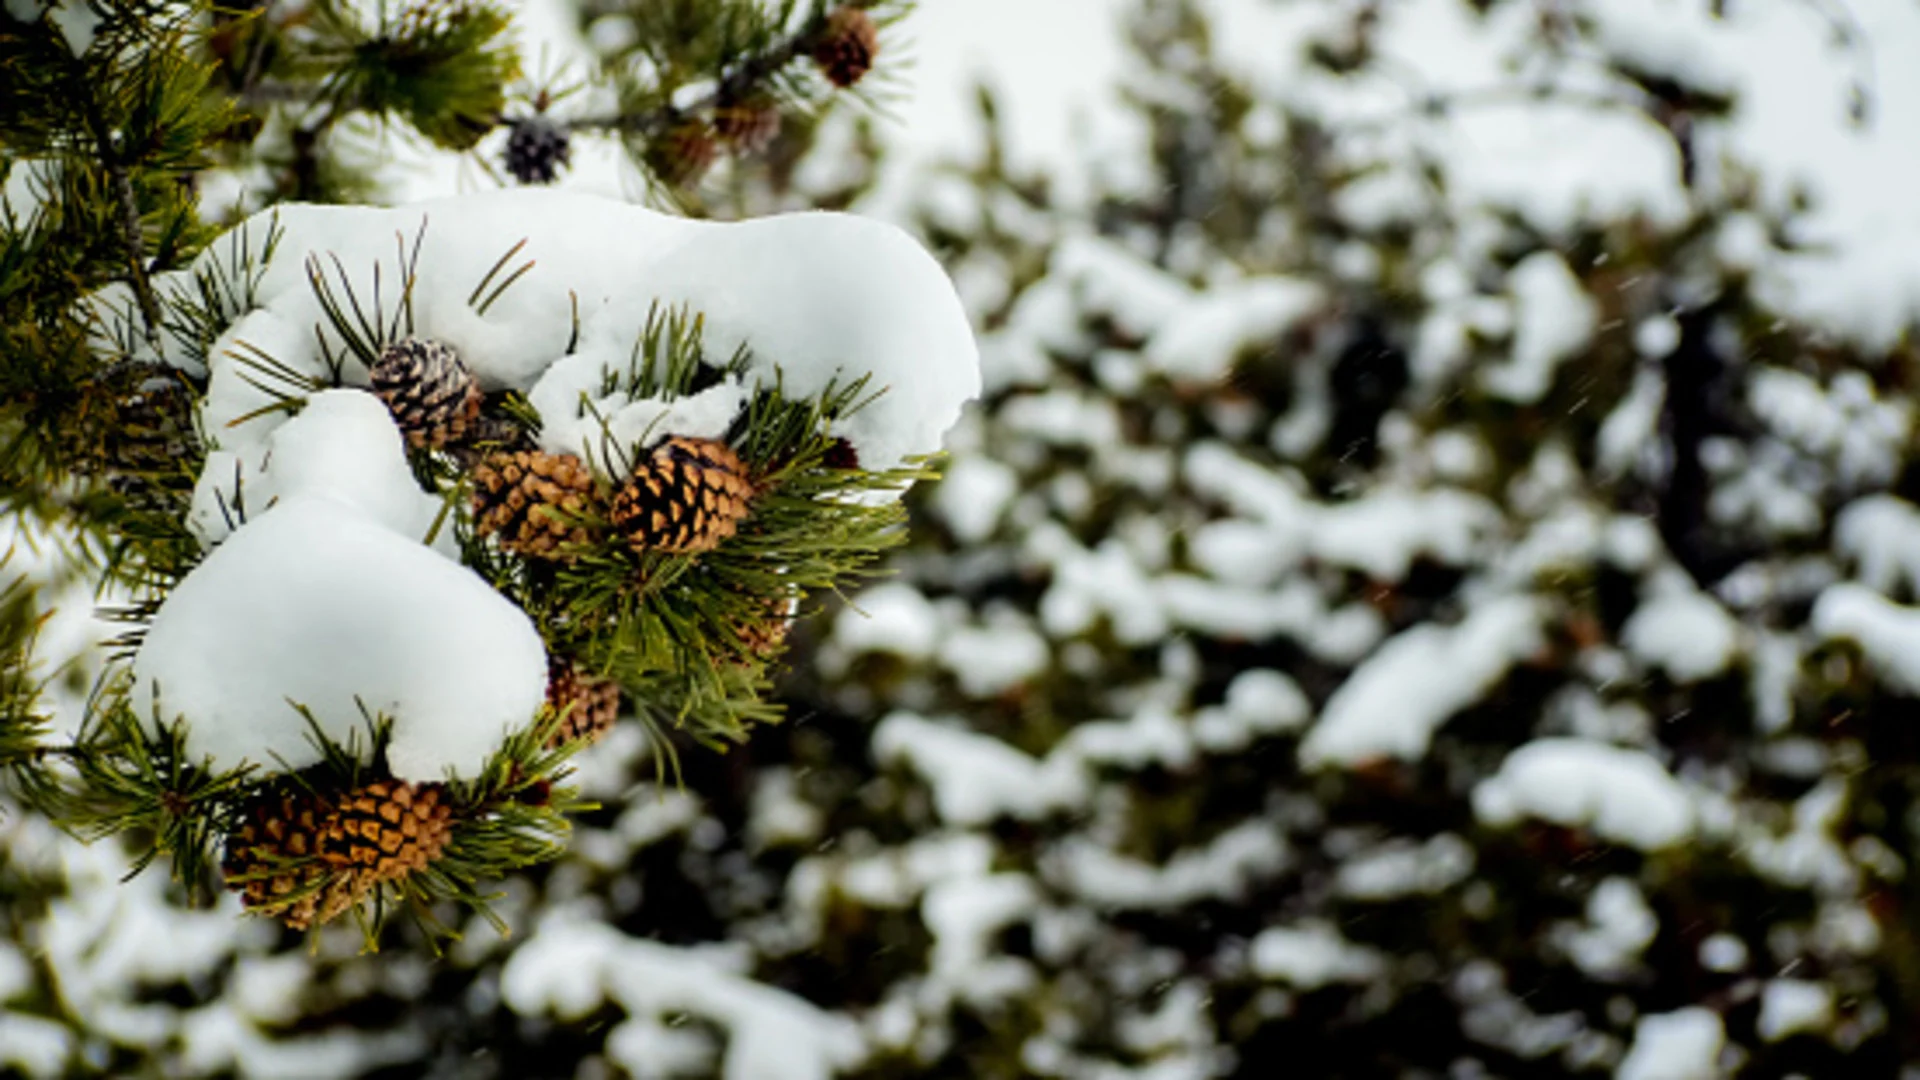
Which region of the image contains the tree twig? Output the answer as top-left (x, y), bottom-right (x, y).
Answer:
top-left (76, 77), bottom-right (164, 352)
top-left (566, 17), bottom-right (816, 136)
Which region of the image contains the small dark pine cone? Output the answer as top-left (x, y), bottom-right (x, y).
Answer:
top-left (714, 97), bottom-right (782, 155)
top-left (645, 119), bottom-right (718, 189)
top-left (608, 436), bottom-right (756, 555)
top-left (320, 780), bottom-right (455, 884)
top-left (222, 786), bottom-right (355, 931)
top-left (504, 115), bottom-right (571, 185)
top-left (810, 6), bottom-right (879, 89)
top-left (471, 450), bottom-right (597, 559)
top-left (369, 337), bottom-right (483, 450)
top-left (99, 364), bottom-right (198, 474)
top-left (545, 657), bottom-right (621, 748)
top-left (75, 362), bottom-right (197, 481)
top-left (822, 437), bottom-right (860, 470)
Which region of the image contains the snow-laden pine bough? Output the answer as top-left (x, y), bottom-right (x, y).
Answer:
top-left (58, 189), bottom-right (979, 941)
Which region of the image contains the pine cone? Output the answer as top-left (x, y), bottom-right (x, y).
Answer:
top-left (222, 780), bottom-right (454, 931)
top-left (545, 657), bottom-right (621, 748)
top-left (504, 115), bottom-right (571, 184)
top-left (321, 779), bottom-right (454, 883)
top-left (810, 6), bottom-right (879, 89)
top-left (734, 596), bottom-right (798, 660)
top-left (223, 787), bottom-right (336, 930)
top-left (822, 437), bottom-right (860, 470)
top-left (76, 362), bottom-right (197, 476)
top-left (646, 119), bottom-right (718, 189)
top-left (714, 97), bottom-right (782, 155)
top-left (369, 337), bottom-right (483, 450)
top-left (608, 436), bottom-right (755, 555)
top-left (471, 450), bottom-right (596, 559)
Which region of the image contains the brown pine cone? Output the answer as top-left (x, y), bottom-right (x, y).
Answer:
top-left (471, 450), bottom-right (597, 559)
top-left (810, 6), bottom-right (879, 89)
top-left (646, 119), bottom-right (718, 189)
top-left (545, 657), bottom-right (621, 748)
top-left (714, 97), bottom-right (782, 155)
top-left (734, 596), bottom-right (798, 660)
top-left (222, 786), bottom-right (344, 930)
top-left (370, 337), bottom-right (483, 450)
top-left (607, 436), bottom-right (756, 555)
top-left (321, 779), bottom-right (455, 882)
top-left (222, 780), bottom-right (456, 931)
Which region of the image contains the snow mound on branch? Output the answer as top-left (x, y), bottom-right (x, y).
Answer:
top-left (1300, 595), bottom-right (1546, 767)
top-left (503, 914), bottom-right (864, 1080)
top-left (1623, 580), bottom-right (1743, 682)
top-left (192, 389), bottom-right (445, 547)
top-left (1617, 1007), bottom-right (1726, 1080)
top-left (130, 496), bottom-right (546, 781)
top-left (1472, 738), bottom-right (1695, 850)
top-left (1813, 582), bottom-right (1920, 695)
top-left (124, 189), bottom-right (976, 488)
top-left (1249, 923), bottom-right (1387, 989)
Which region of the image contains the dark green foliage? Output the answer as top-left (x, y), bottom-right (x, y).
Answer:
top-left (567, 0), bottom-right (909, 200)
top-left (296, 0), bottom-right (518, 151)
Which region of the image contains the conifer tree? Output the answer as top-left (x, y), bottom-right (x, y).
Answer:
top-left (0, 0), bottom-right (961, 952)
top-left (8, 0), bottom-right (1920, 1077)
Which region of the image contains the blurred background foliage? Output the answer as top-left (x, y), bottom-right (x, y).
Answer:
top-left (8, 0), bottom-right (1920, 1077)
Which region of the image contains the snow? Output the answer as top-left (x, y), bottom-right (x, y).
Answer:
top-left (939, 610), bottom-right (1050, 697)
top-left (1596, 367), bottom-right (1667, 480)
top-left (0, 1013), bottom-right (71, 1078)
top-left (1756, 979), bottom-right (1834, 1042)
top-left (111, 191), bottom-right (977, 483)
top-left (1697, 934), bottom-right (1748, 974)
top-left (1739, 779), bottom-right (1857, 893)
top-left (1622, 580), bottom-right (1742, 682)
top-left (1481, 252), bottom-right (1598, 405)
top-left (1556, 878), bottom-right (1657, 979)
top-left (932, 456), bottom-right (1018, 544)
top-left (1748, 369), bottom-right (1908, 488)
top-left (1142, 277), bottom-right (1324, 383)
top-left (922, 873), bottom-right (1040, 1005)
top-left (1194, 667), bottom-right (1313, 751)
top-left (1616, 1008), bottom-right (1726, 1080)
top-left (1473, 739), bottom-right (1695, 850)
top-left (1334, 834), bottom-right (1475, 901)
top-left (1052, 234), bottom-right (1192, 339)
top-left (192, 389), bottom-right (446, 548)
top-left (1048, 821), bottom-right (1289, 910)
top-left (1834, 495), bottom-right (1920, 596)
top-left (1811, 583), bottom-right (1920, 696)
top-left (872, 712), bottom-right (1084, 826)
top-left (1310, 488), bottom-right (1501, 582)
top-left (130, 496), bottom-right (547, 781)
top-left (1248, 923), bottom-right (1386, 990)
top-left (1301, 596), bottom-right (1546, 767)
top-left (833, 582), bottom-right (942, 662)
top-left (502, 915), bottom-right (865, 1080)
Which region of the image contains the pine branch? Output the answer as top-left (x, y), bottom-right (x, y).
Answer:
top-left (568, 15), bottom-right (818, 139)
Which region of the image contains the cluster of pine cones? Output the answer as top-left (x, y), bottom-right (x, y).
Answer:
top-left (216, 332), bottom-right (797, 929)
top-left (223, 779), bottom-right (454, 931)
top-left (368, 334), bottom-right (759, 560)
top-left (502, 4), bottom-right (879, 189)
